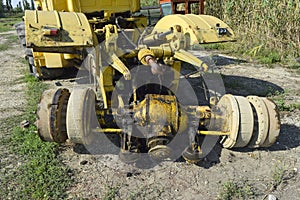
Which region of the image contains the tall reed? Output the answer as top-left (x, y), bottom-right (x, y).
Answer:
top-left (205, 0), bottom-right (300, 59)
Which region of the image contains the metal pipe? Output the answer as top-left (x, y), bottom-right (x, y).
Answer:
top-left (145, 55), bottom-right (164, 75)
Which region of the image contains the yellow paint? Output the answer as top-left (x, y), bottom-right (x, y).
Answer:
top-left (25, 10), bottom-right (93, 49)
top-left (152, 14), bottom-right (236, 45)
top-left (34, 0), bottom-right (140, 14)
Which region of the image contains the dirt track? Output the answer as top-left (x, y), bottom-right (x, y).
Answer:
top-left (0, 31), bottom-right (299, 199)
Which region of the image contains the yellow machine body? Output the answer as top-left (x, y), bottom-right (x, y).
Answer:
top-left (34, 0), bottom-right (140, 15)
top-left (25, 0), bottom-right (235, 77)
top-left (33, 52), bottom-right (79, 68)
top-left (152, 14), bottom-right (236, 46)
top-left (29, 0), bottom-right (280, 164)
top-left (25, 10), bottom-right (94, 50)
top-left (24, 0), bottom-right (146, 77)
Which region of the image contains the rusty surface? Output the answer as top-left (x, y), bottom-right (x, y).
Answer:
top-left (37, 88), bottom-right (70, 143)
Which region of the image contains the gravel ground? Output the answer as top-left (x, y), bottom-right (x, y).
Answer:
top-left (0, 33), bottom-right (27, 197)
top-left (63, 52), bottom-right (300, 199)
top-left (0, 32), bottom-right (299, 199)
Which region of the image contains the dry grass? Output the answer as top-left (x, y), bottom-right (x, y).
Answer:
top-left (205, 0), bottom-right (300, 61)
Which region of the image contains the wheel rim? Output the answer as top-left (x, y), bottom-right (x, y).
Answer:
top-left (247, 96), bottom-right (269, 148)
top-left (37, 88), bottom-right (70, 143)
top-left (233, 96), bottom-right (254, 148)
top-left (218, 94), bottom-right (240, 148)
top-left (66, 88), bottom-right (97, 144)
top-left (261, 98), bottom-right (280, 147)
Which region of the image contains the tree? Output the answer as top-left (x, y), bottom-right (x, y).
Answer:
top-left (18, 1), bottom-right (22, 9)
top-left (15, 1), bottom-right (23, 12)
top-left (0, 0), bottom-right (4, 17)
top-left (22, 0), bottom-right (30, 10)
top-left (8, 0), bottom-right (12, 10)
top-left (6, 0), bottom-right (13, 11)
top-left (30, 0), bottom-right (34, 10)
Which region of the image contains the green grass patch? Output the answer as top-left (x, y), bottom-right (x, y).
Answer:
top-left (286, 59), bottom-right (300, 70)
top-left (0, 73), bottom-right (72, 199)
top-left (199, 43), bottom-right (229, 51)
top-left (218, 180), bottom-right (255, 200)
top-left (268, 91), bottom-right (300, 111)
top-left (23, 74), bottom-right (48, 122)
top-left (257, 51), bottom-right (281, 64)
top-left (0, 43), bottom-right (9, 51)
top-left (0, 34), bottom-right (20, 51)
top-left (0, 17), bottom-right (22, 33)
top-left (271, 165), bottom-right (286, 189)
top-left (6, 34), bottom-right (19, 43)
top-left (10, 126), bottom-right (72, 199)
top-left (103, 186), bottom-right (120, 200)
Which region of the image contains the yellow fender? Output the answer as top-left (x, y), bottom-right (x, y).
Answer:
top-left (25, 10), bottom-right (94, 52)
top-left (152, 14), bottom-right (236, 46)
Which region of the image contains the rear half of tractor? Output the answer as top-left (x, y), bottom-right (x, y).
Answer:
top-left (27, 0), bottom-right (280, 165)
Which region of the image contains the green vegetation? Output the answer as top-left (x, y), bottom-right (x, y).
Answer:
top-left (205, 0), bottom-right (300, 64)
top-left (0, 32), bottom-right (20, 51)
top-left (218, 180), bottom-right (255, 200)
top-left (271, 164), bottom-right (286, 189)
top-left (0, 42), bottom-right (9, 50)
top-left (140, 0), bottom-right (158, 6)
top-left (0, 17), bottom-right (22, 32)
top-left (0, 32), bottom-right (19, 51)
top-left (200, 43), bottom-right (228, 51)
top-left (269, 91), bottom-right (300, 111)
top-left (0, 74), bottom-right (72, 199)
top-left (103, 186), bottom-right (120, 200)
top-left (0, 0), bottom-right (35, 17)
top-left (6, 34), bottom-right (19, 42)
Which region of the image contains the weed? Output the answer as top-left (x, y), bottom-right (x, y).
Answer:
top-left (205, 0), bottom-right (300, 64)
top-left (248, 45), bottom-right (263, 57)
top-left (0, 35), bottom-right (19, 51)
top-left (0, 36), bottom-right (19, 51)
top-left (11, 126), bottom-right (72, 199)
top-left (0, 17), bottom-right (22, 32)
top-left (286, 60), bottom-right (300, 70)
top-left (201, 43), bottom-right (228, 50)
top-left (0, 43), bottom-right (9, 51)
top-left (127, 184), bottom-right (165, 199)
top-left (218, 180), bottom-right (255, 200)
top-left (6, 34), bottom-right (19, 43)
top-left (268, 91), bottom-right (299, 111)
top-left (23, 74), bottom-right (47, 121)
top-left (19, 57), bottom-right (29, 65)
top-left (103, 186), bottom-right (119, 200)
top-left (0, 72), bottom-right (72, 199)
top-left (271, 165), bottom-right (286, 189)
top-left (258, 51), bottom-right (281, 64)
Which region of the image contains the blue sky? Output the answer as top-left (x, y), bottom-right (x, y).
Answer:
top-left (11, 0), bottom-right (21, 7)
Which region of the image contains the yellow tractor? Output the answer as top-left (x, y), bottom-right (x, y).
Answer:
top-left (25, 0), bottom-right (280, 164)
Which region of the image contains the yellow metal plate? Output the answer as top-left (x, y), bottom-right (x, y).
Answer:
top-left (25, 10), bottom-right (93, 49)
top-left (152, 14), bottom-right (236, 45)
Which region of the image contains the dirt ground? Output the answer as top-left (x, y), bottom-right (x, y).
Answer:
top-left (0, 31), bottom-right (299, 199)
